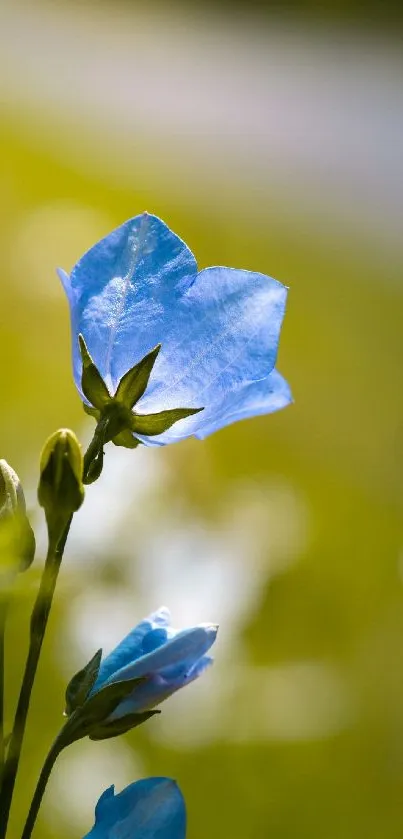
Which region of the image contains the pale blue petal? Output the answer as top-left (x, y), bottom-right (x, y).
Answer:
top-left (106, 624), bottom-right (217, 684)
top-left (93, 607), bottom-right (171, 691)
top-left (137, 265), bottom-right (287, 415)
top-left (160, 653), bottom-right (213, 682)
top-left (194, 367), bottom-right (293, 440)
top-left (84, 777), bottom-right (186, 839)
top-left (110, 656), bottom-right (213, 719)
top-left (61, 213), bottom-right (197, 395)
top-left (136, 368), bottom-right (292, 445)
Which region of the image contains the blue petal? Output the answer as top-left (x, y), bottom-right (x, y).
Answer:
top-left (105, 624), bottom-right (217, 685)
top-left (136, 368), bottom-right (292, 445)
top-left (84, 777), bottom-right (186, 839)
top-left (136, 264), bottom-right (287, 415)
top-left (160, 653), bottom-right (213, 682)
top-left (60, 213), bottom-right (197, 395)
top-left (93, 607), bottom-right (171, 691)
top-left (192, 367), bottom-right (293, 440)
top-left (110, 656), bottom-right (213, 719)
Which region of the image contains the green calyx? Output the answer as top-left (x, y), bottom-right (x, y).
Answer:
top-left (62, 649), bottom-right (158, 745)
top-left (79, 335), bottom-right (203, 479)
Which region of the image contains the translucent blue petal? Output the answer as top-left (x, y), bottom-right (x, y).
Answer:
top-left (136, 264), bottom-right (287, 413)
top-left (84, 777), bottom-right (186, 839)
top-left (93, 607), bottom-right (171, 691)
top-left (136, 368), bottom-right (292, 445)
top-left (60, 213), bottom-right (197, 395)
top-left (106, 624), bottom-right (217, 684)
top-left (109, 656), bottom-right (213, 719)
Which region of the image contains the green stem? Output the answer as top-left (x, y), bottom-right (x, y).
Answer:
top-left (0, 517), bottom-right (72, 839)
top-left (82, 417), bottom-right (110, 484)
top-left (0, 599), bottom-right (5, 775)
top-left (20, 736), bottom-right (64, 839)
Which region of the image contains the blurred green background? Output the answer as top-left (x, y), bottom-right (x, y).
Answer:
top-left (1, 0), bottom-right (403, 837)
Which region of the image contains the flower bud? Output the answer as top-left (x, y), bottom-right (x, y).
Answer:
top-left (0, 460), bottom-right (36, 572)
top-left (38, 430), bottom-right (84, 533)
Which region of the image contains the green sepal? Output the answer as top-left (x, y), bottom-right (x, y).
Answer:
top-left (112, 430), bottom-right (141, 449)
top-left (89, 710), bottom-right (160, 741)
top-left (79, 340), bottom-right (203, 452)
top-left (65, 649), bottom-right (102, 716)
top-left (75, 677), bottom-right (146, 726)
top-left (115, 344), bottom-right (161, 409)
top-left (131, 407), bottom-right (203, 436)
top-left (61, 676), bottom-right (148, 746)
top-left (79, 334), bottom-right (111, 410)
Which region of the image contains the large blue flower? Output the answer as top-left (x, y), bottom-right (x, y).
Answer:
top-left (84, 777), bottom-right (186, 839)
top-left (89, 607), bottom-right (217, 724)
top-left (58, 213), bottom-right (291, 445)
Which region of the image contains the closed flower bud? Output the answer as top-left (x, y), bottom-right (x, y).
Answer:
top-left (38, 429), bottom-right (84, 532)
top-left (62, 607), bottom-right (217, 745)
top-left (0, 459), bottom-right (35, 572)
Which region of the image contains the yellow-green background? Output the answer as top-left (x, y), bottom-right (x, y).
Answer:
top-left (1, 1), bottom-right (403, 837)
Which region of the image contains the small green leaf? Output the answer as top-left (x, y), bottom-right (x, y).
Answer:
top-left (131, 407), bottom-right (203, 436)
top-left (65, 649), bottom-right (103, 716)
top-left (112, 430), bottom-right (141, 449)
top-left (79, 334), bottom-right (111, 410)
top-left (89, 710), bottom-right (160, 741)
top-left (115, 344), bottom-right (161, 408)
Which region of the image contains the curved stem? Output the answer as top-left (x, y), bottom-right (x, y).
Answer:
top-left (21, 737), bottom-right (64, 839)
top-left (0, 517), bottom-right (72, 839)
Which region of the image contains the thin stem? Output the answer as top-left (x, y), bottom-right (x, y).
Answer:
top-left (0, 600), bottom-right (5, 774)
top-left (83, 432), bottom-right (102, 478)
top-left (0, 517), bottom-right (72, 839)
top-left (21, 737), bottom-right (64, 839)
top-left (82, 418), bottom-right (109, 484)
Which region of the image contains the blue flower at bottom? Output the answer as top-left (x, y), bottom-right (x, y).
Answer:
top-left (90, 607), bottom-right (217, 721)
top-left (58, 212), bottom-right (292, 446)
top-left (84, 777), bottom-right (186, 839)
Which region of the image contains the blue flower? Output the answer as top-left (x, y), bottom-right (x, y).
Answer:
top-left (58, 213), bottom-right (291, 446)
top-left (90, 607), bottom-right (217, 723)
top-left (84, 777), bottom-right (186, 839)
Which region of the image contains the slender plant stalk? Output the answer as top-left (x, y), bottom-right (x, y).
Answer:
top-left (0, 517), bottom-right (72, 839)
top-left (82, 417), bottom-right (110, 483)
top-left (20, 736), bottom-right (64, 839)
top-left (0, 600), bottom-right (5, 776)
